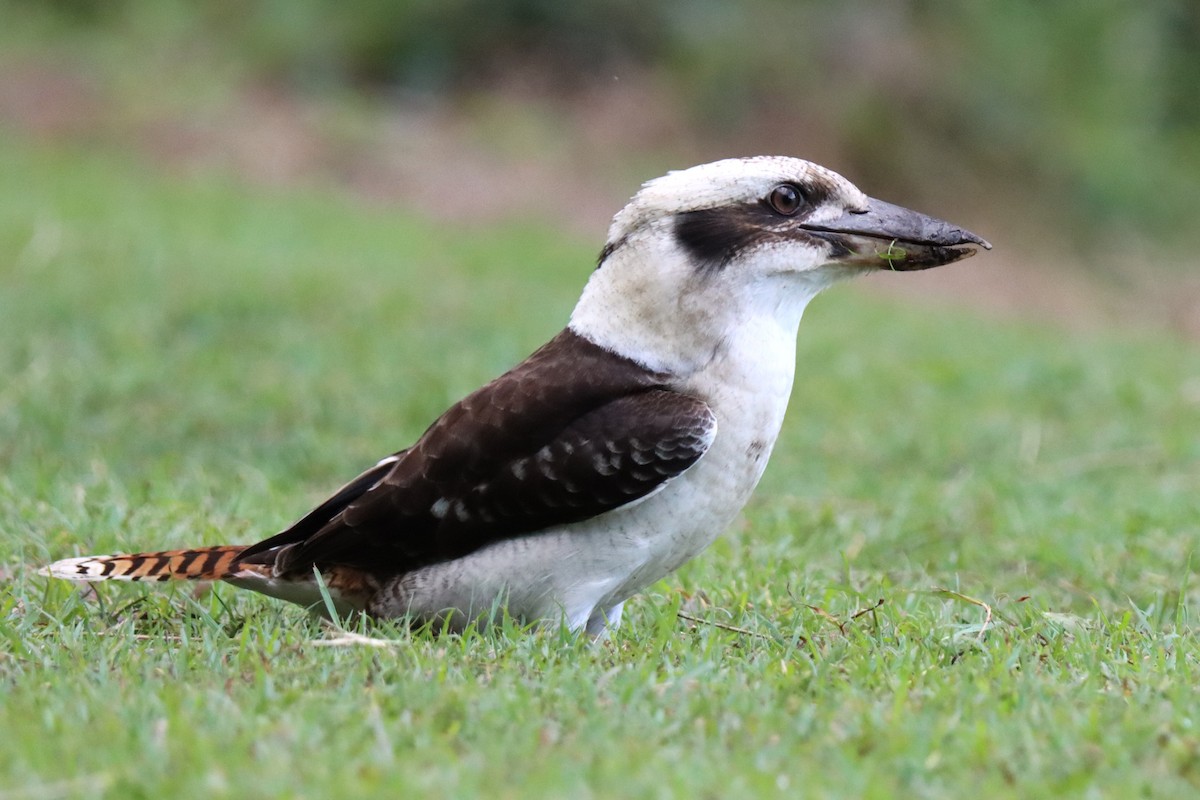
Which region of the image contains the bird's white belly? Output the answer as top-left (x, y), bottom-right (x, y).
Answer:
top-left (374, 318), bottom-right (799, 631)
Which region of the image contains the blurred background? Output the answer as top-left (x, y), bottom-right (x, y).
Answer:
top-left (2, 0), bottom-right (1198, 332)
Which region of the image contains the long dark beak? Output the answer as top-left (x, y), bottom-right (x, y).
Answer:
top-left (801, 197), bottom-right (992, 271)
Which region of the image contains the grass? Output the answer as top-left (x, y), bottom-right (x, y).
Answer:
top-left (1, 133), bottom-right (1199, 799)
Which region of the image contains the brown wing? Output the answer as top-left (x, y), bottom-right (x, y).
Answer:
top-left (236, 329), bottom-right (714, 577)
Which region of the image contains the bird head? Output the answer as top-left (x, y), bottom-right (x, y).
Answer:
top-left (571, 157), bottom-right (990, 373)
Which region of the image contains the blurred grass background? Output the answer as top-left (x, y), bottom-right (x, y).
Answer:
top-left (2, 0), bottom-right (1198, 292)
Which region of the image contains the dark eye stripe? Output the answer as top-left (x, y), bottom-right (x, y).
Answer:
top-left (673, 204), bottom-right (780, 273)
top-left (673, 184), bottom-right (834, 274)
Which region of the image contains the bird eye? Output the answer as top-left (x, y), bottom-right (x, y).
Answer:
top-left (767, 184), bottom-right (804, 216)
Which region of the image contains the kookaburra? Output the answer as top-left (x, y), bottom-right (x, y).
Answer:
top-left (43, 157), bottom-right (990, 635)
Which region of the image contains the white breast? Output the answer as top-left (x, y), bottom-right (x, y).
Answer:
top-left (593, 307), bottom-right (801, 598)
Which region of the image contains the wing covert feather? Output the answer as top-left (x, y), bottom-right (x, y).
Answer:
top-left (249, 329), bottom-right (715, 576)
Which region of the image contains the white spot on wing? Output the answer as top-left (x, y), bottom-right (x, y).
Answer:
top-left (535, 446), bottom-right (557, 478)
top-left (593, 453), bottom-right (617, 476)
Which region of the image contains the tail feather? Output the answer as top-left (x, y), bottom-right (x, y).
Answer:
top-left (41, 546), bottom-right (249, 583)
